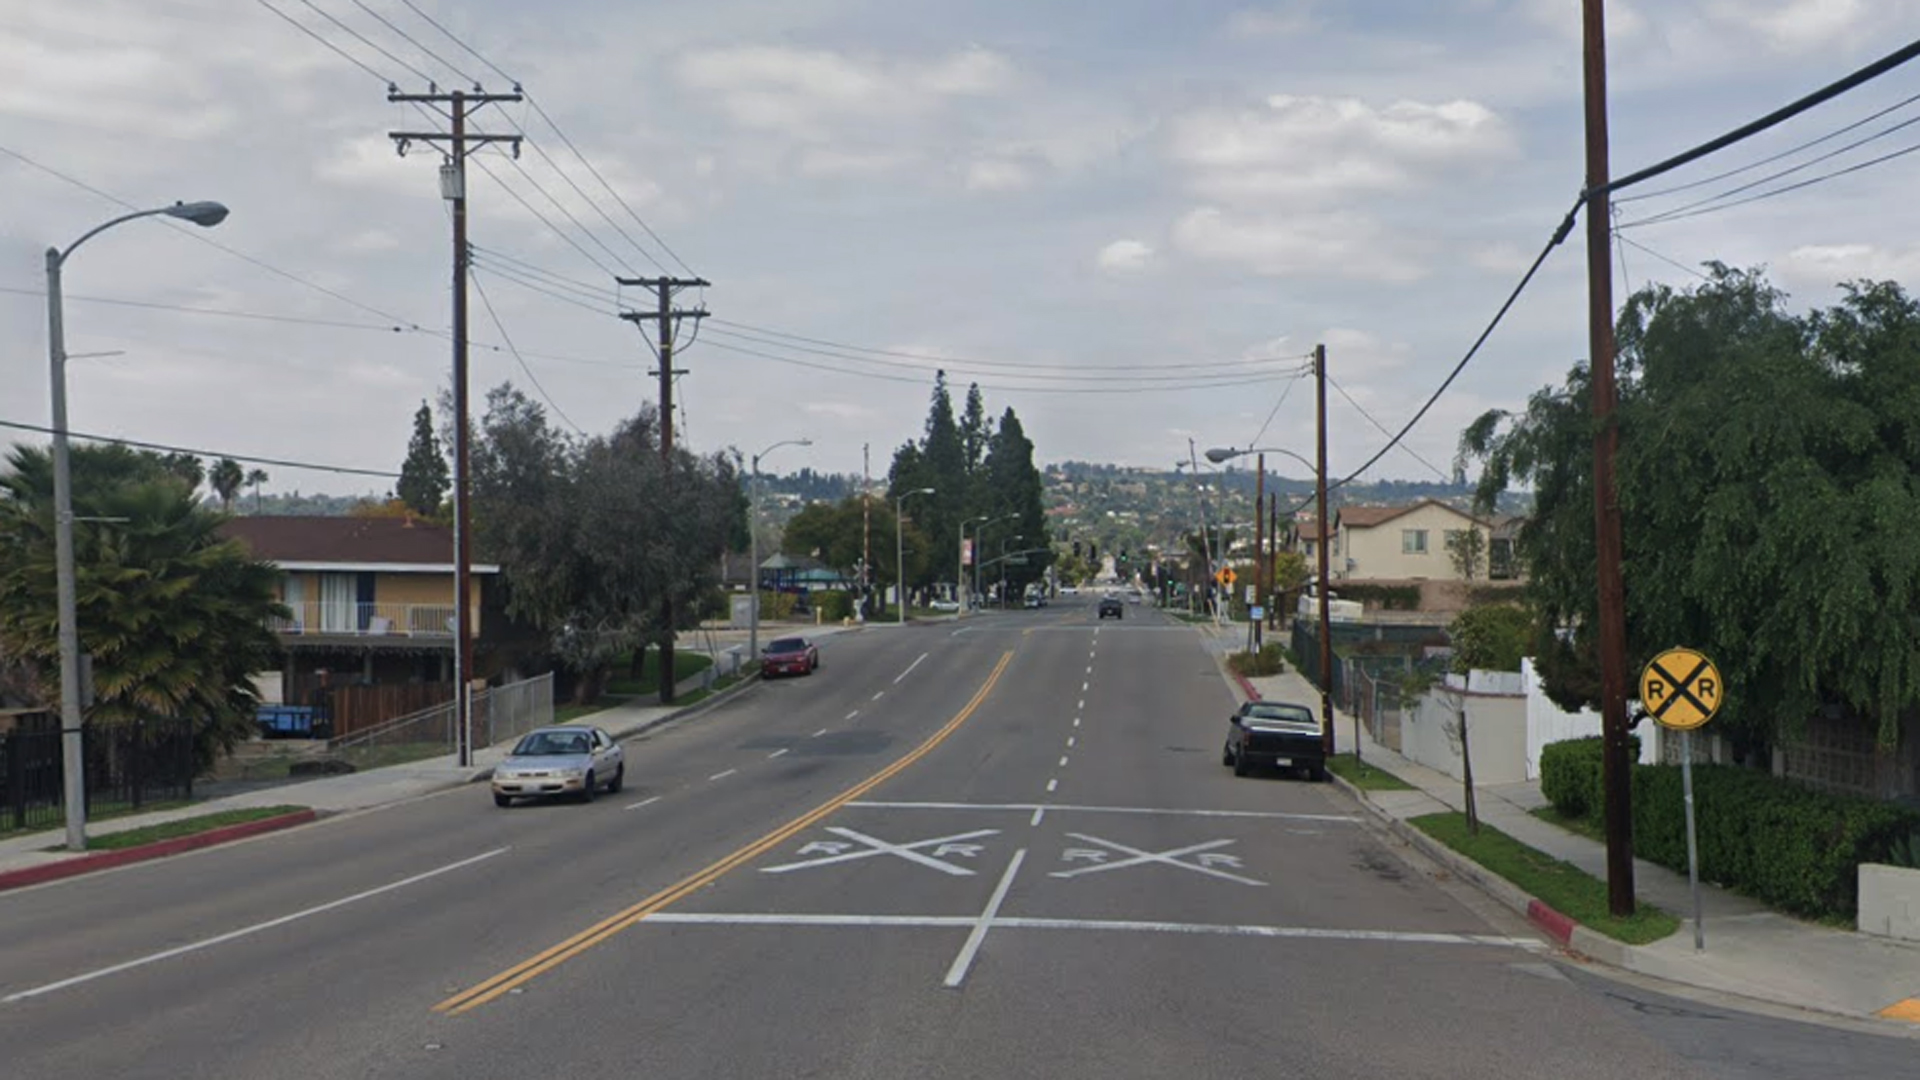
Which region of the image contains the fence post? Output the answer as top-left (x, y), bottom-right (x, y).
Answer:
top-left (5, 730), bottom-right (22, 831)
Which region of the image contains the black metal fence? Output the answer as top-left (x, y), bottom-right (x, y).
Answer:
top-left (1, 719), bottom-right (198, 834)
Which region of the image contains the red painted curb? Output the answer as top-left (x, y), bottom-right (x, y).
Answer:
top-left (1526, 898), bottom-right (1577, 945)
top-left (0, 809), bottom-right (317, 893)
top-left (1232, 671), bottom-right (1262, 701)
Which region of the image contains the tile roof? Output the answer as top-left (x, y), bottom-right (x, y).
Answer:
top-left (218, 516), bottom-right (498, 571)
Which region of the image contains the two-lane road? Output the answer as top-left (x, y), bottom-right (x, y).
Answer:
top-left (1, 604), bottom-right (1913, 1078)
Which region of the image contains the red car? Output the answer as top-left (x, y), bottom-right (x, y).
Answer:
top-left (761, 636), bottom-right (820, 678)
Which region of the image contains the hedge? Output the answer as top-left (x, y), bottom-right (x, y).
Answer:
top-left (1227, 643), bottom-right (1286, 677)
top-left (1538, 736), bottom-right (1920, 920)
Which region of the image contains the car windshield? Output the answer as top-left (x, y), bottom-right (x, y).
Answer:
top-left (512, 731), bottom-right (592, 756)
top-left (766, 638), bottom-right (805, 653)
top-left (1244, 704), bottom-right (1316, 725)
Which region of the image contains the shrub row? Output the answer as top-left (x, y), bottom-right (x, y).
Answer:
top-left (1539, 736), bottom-right (1920, 920)
top-left (1226, 643), bottom-right (1287, 678)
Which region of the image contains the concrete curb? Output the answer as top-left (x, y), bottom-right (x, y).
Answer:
top-left (0, 809), bottom-right (318, 894)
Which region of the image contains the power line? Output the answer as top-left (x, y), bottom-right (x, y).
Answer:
top-left (701, 338), bottom-right (1309, 395)
top-left (0, 141), bottom-right (429, 329)
top-left (1325, 374), bottom-right (1450, 480)
top-left (470, 256), bottom-right (616, 315)
top-left (1617, 89), bottom-right (1920, 203)
top-left (0, 418), bottom-right (400, 478)
top-left (1245, 369), bottom-right (1307, 450)
top-left (470, 266), bottom-right (584, 433)
top-left (466, 151), bottom-right (625, 279)
top-left (1621, 137), bottom-right (1920, 229)
top-left (469, 244), bottom-right (619, 301)
top-left (1622, 109), bottom-right (1920, 227)
top-left (1600, 38), bottom-right (1920, 197)
top-left (0, 285), bottom-right (410, 331)
top-left (255, 0), bottom-right (392, 84)
top-left (1613, 235), bottom-right (1712, 282)
top-left (390, 0), bottom-right (693, 274)
top-left (473, 129), bottom-right (643, 276)
top-left (292, 0), bottom-right (431, 84)
top-left (347, 0), bottom-right (476, 85)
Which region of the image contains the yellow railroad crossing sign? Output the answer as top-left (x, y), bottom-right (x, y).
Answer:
top-left (1639, 648), bottom-right (1722, 731)
top-left (1214, 566), bottom-right (1237, 588)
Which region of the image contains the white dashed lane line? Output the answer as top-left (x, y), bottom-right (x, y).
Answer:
top-left (815, 728), bottom-right (831, 737)
top-left (1058, 756), bottom-right (1069, 768)
top-left (768, 748), bottom-right (790, 760)
top-left (709, 769), bottom-right (738, 782)
top-left (1046, 779), bottom-right (1059, 793)
top-left (623, 796), bottom-right (661, 811)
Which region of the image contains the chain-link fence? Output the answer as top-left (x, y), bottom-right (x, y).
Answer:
top-left (326, 673), bottom-right (555, 769)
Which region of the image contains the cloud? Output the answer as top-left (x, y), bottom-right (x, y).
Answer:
top-left (966, 159), bottom-right (1032, 192)
top-left (676, 44), bottom-right (1015, 136)
top-left (1706, 0), bottom-right (1869, 51)
top-left (799, 147), bottom-right (917, 177)
top-left (1227, 3), bottom-right (1320, 37)
top-left (1778, 243), bottom-right (1920, 288)
top-left (1170, 94), bottom-right (1514, 207)
top-left (1468, 242), bottom-right (1531, 275)
top-left (1171, 207), bottom-right (1426, 282)
top-left (1095, 239), bottom-right (1154, 273)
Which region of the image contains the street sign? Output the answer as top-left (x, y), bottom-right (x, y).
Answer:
top-left (1249, 605), bottom-right (1265, 620)
top-left (1639, 647), bottom-right (1722, 730)
top-left (1244, 584), bottom-right (1256, 604)
top-left (1215, 566), bottom-right (1237, 588)
top-left (1638, 645), bottom-right (1722, 955)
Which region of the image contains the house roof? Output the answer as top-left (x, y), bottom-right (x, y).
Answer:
top-left (1334, 499), bottom-right (1492, 531)
top-left (218, 516), bottom-right (500, 573)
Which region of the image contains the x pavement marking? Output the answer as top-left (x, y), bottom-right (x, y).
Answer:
top-left (759, 827), bottom-right (1001, 877)
top-left (1049, 833), bottom-right (1266, 887)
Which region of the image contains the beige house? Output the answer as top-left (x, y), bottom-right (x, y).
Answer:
top-left (1326, 500), bottom-right (1501, 583)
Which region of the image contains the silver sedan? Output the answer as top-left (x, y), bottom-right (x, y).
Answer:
top-left (491, 725), bottom-right (626, 806)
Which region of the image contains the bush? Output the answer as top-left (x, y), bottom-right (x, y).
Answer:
top-left (1539, 735), bottom-right (1639, 820)
top-left (816, 590), bottom-right (853, 622)
top-left (1631, 763), bottom-right (1920, 920)
top-left (1227, 643), bottom-right (1286, 677)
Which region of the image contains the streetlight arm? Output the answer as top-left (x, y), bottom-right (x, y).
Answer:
top-left (57, 201), bottom-right (229, 265)
top-left (1207, 445), bottom-right (1317, 475)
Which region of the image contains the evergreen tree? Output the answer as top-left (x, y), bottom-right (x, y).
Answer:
top-left (396, 401), bottom-right (451, 518)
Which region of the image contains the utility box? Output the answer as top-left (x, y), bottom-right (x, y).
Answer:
top-left (730, 594), bottom-right (755, 629)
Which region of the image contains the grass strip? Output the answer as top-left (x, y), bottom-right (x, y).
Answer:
top-left (1325, 753), bottom-right (1415, 790)
top-left (1411, 811), bottom-right (1679, 945)
top-left (73, 805), bottom-right (308, 852)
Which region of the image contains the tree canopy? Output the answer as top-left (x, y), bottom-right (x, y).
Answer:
top-left (396, 400), bottom-right (450, 519)
top-left (886, 374), bottom-right (1051, 596)
top-left (471, 386), bottom-right (743, 702)
top-left (1460, 267), bottom-right (1920, 742)
top-left (0, 444), bottom-right (285, 762)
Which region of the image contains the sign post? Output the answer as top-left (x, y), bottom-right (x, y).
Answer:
top-left (1639, 646), bottom-right (1723, 952)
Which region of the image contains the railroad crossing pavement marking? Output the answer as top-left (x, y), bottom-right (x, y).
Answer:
top-left (844, 800), bottom-right (1360, 824)
top-left (1050, 834), bottom-right (1265, 887)
top-left (760, 827), bottom-right (1001, 877)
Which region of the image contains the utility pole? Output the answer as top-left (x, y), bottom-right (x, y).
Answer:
top-left (1268, 492), bottom-right (1279, 631)
top-left (1315, 343), bottom-right (1334, 759)
top-left (618, 274), bottom-right (709, 703)
top-left (1253, 453), bottom-right (1265, 648)
top-left (861, 443), bottom-right (872, 621)
top-left (1583, 0), bottom-right (1636, 917)
top-left (390, 85), bottom-right (522, 768)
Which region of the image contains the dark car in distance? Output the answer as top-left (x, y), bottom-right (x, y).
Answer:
top-left (1223, 700), bottom-right (1326, 780)
top-left (1097, 596), bottom-right (1124, 619)
top-left (762, 636), bottom-right (820, 678)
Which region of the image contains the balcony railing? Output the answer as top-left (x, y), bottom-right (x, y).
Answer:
top-left (268, 601), bottom-right (458, 638)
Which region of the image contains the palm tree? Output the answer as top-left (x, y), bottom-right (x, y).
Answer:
top-left (245, 468), bottom-right (269, 513)
top-left (209, 457), bottom-right (244, 510)
top-left (0, 445), bottom-right (286, 764)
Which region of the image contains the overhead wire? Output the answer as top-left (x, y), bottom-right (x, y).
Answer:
top-left (1244, 368), bottom-right (1307, 450)
top-left (255, 0), bottom-right (392, 83)
top-left (466, 151), bottom-right (626, 279)
top-left (347, 0), bottom-right (476, 85)
top-left (1613, 235), bottom-right (1712, 282)
top-left (709, 317), bottom-right (1314, 373)
top-left (469, 266), bottom-right (584, 432)
top-left (0, 418), bottom-right (399, 478)
top-left (292, 0), bottom-right (432, 84)
top-left (1620, 137), bottom-right (1920, 229)
top-left (1325, 375), bottom-right (1450, 480)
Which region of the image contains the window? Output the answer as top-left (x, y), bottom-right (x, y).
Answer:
top-left (1402, 529), bottom-right (1429, 555)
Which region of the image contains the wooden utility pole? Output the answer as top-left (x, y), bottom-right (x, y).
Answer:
top-left (389, 86), bottom-right (522, 768)
top-left (1583, 0), bottom-right (1636, 917)
top-left (1253, 453), bottom-right (1265, 648)
top-left (862, 443), bottom-right (872, 619)
top-left (618, 274), bottom-right (709, 703)
top-left (1315, 343), bottom-right (1335, 759)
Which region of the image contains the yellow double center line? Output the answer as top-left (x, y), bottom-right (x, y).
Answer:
top-left (435, 650), bottom-right (1015, 1016)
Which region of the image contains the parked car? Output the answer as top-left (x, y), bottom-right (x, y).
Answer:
top-left (762, 636), bottom-right (820, 677)
top-left (930, 598), bottom-right (961, 612)
top-left (1098, 596), bottom-right (1124, 619)
top-left (1223, 700), bottom-right (1326, 780)
top-left (492, 725), bottom-right (625, 806)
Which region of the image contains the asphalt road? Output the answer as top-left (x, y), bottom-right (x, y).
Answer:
top-left (0, 601), bottom-right (1913, 1078)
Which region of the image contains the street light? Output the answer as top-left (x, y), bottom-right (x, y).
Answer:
top-left (1209, 443), bottom-right (1334, 760)
top-left (894, 487), bottom-right (935, 624)
top-left (998, 534), bottom-right (1025, 607)
top-left (970, 514), bottom-right (1018, 612)
top-left (749, 438), bottom-right (812, 666)
top-left (47, 200), bottom-right (230, 852)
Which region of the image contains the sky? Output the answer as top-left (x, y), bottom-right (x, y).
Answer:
top-left (4, 0), bottom-right (1920, 498)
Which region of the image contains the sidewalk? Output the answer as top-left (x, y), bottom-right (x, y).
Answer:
top-left (0, 656), bottom-right (770, 882)
top-left (1203, 621), bottom-right (1920, 1028)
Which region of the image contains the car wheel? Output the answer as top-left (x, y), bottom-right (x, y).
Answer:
top-left (1233, 749), bottom-right (1251, 777)
top-left (494, 793), bottom-right (511, 808)
top-left (581, 771), bottom-right (597, 802)
top-left (1221, 742), bottom-right (1235, 767)
top-left (607, 764), bottom-right (624, 794)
